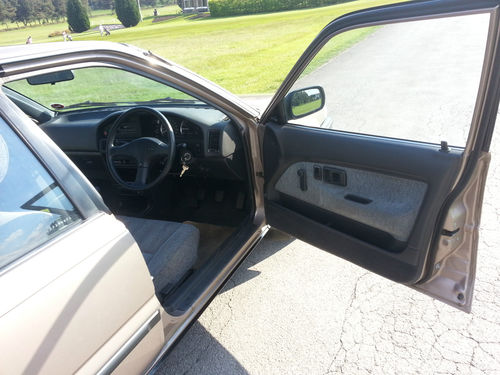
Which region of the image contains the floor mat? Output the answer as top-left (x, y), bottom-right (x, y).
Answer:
top-left (184, 221), bottom-right (235, 269)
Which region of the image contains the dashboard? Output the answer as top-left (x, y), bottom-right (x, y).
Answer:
top-left (99, 112), bottom-right (204, 157)
top-left (40, 105), bottom-right (246, 181)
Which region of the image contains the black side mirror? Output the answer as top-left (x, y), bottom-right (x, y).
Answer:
top-left (285, 86), bottom-right (325, 119)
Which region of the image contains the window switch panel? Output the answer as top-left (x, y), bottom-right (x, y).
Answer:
top-left (323, 167), bottom-right (347, 186)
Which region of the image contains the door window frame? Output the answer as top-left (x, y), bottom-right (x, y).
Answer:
top-left (261, 0), bottom-right (500, 153)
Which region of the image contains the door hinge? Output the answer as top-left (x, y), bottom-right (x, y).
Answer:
top-left (256, 171), bottom-right (264, 178)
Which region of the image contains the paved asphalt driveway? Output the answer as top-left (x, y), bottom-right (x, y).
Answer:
top-left (157, 15), bottom-right (500, 375)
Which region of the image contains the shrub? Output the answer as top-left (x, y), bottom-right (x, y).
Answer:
top-left (210, 0), bottom-right (351, 17)
top-left (115, 0), bottom-right (141, 27)
top-left (66, 0), bottom-right (90, 32)
top-left (48, 29), bottom-right (71, 37)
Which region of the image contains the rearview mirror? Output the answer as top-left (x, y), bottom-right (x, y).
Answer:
top-left (286, 86), bottom-right (325, 119)
top-left (27, 70), bottom-right (74, 85)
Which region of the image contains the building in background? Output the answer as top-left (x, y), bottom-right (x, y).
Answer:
top-left (178, 0), bottom-right (209, 13)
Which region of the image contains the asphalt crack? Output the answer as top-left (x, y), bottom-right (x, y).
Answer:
top-left (323, 272), bottom-right (370, 375)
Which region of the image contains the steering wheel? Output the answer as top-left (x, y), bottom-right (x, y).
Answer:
top-left (106, 107), bottom-right (175, 190)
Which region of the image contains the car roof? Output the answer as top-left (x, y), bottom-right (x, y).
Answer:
top-left (0, 41), bottom-right (151, 65)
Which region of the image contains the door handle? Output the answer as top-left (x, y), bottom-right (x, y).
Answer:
top-left (297, 168), bottom-right (308, 191)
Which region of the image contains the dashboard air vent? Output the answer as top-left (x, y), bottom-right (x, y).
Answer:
top-left (208, 130), bottom-right (221, 153)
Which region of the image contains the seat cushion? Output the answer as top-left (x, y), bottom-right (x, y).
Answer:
top-left (116, 216), bottom-right (199, 293)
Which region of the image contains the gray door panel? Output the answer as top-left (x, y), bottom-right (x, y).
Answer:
top-left (275, 161), bottom-right (427, 243)
top-left (263, 123), bottom-right (463, 284)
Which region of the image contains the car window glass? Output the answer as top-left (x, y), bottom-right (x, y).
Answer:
top-left (286, 13), bottom-right (490, 147)
top-left (0, 119), bottom-right (81, 269)
top-left (4, 67), bottom-right (204, 112)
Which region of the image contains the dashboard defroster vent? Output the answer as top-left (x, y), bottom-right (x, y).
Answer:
top-left (208, 129), bottom-right (221, 153)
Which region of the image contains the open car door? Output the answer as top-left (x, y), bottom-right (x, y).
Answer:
top-left (260, 0), bottom-right (500, 312)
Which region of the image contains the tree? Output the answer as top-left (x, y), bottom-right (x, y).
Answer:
top-left (92, 0), bottom-right (112, 9)
top-left (114, 0), bottom-right (140, 27)
top-left (51, 0), bottom-right (67, 21)
top-left (13, 0), bottom-right (33, 26)
top-left (66, 0), bottom-right (89, 32)
top-left (33, 0), bottom-right (56, 24)
top-left (0, 0), bottom-right (16, 28)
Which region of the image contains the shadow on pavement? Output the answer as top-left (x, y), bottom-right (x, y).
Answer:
top-left (220, 229), bottom-right (295, 294)
top-left (157, 321), bottom-right (249, 375)
top-left (158, 230), bottom-right (294, 375)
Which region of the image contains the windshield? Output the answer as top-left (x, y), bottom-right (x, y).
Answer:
top-left (4, 67), bottom-right (203, 112)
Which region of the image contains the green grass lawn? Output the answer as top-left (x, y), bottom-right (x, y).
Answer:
top-left (292, 99), bottom-right (323, 117)
top-left (5, 67), bottom-right (192, 109)
top-left (0, 5), bottom-right (180, 44)
top-left (1, 0), bottom-right (402, 94)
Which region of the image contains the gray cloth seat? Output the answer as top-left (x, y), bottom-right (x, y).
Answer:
top-left (117, 216), bottom-right (199, 293)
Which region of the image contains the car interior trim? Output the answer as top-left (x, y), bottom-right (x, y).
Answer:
top-left (275, 161), bottom-right (428, 242)
top-left (262, 119), bottom-right (463, 283)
